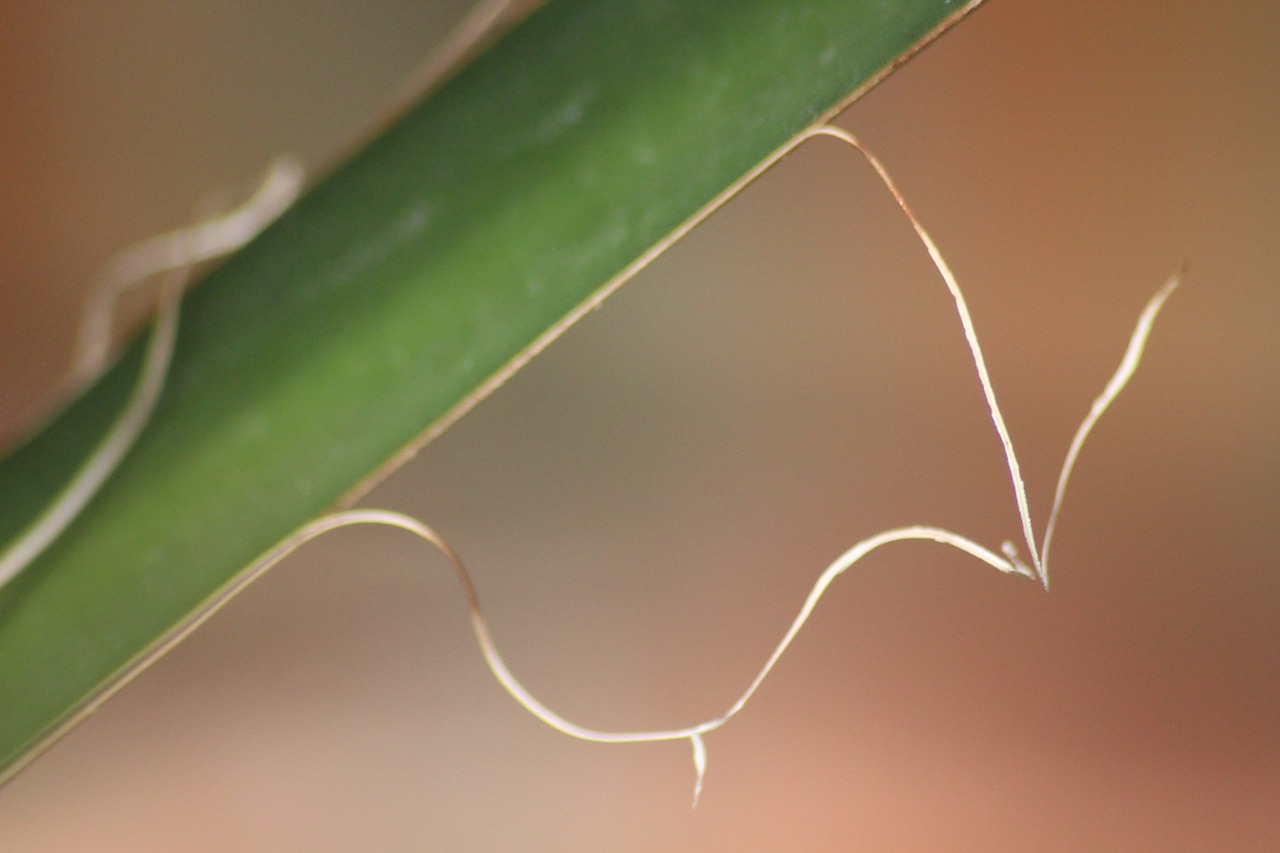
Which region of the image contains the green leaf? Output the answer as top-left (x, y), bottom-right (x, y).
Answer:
top-left (0, 0), bottom-right (982, 778)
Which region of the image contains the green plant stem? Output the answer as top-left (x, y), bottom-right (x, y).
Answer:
top-left (0, 0), bottom-right (983, 778)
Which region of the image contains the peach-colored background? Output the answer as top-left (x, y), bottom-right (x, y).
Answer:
top-left (1, 1), bottom-right (1277, 849)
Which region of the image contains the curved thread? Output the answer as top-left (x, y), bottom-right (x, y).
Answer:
top-left (171, 514), bottom-right (1036, 809)
top-left (0, 125), bottom-right (1178, 802)
top-left (0, 162), bottom-right (304, 592)
top-left (0, 270), bottom-right (185, 590)
top-left (70, 159), bottom-right (306, 389)
top-left (1037, 271), bottom-right (1180, 584)
top-left (808, 127), bottom-right (1046, 586)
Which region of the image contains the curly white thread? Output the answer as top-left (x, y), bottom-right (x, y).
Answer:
top-left (70, 159), bottom-right (305, 389)
top-left (0, 161), bottom-right (304, 591)
top-left (0, 126), bottom-right (1177, 805)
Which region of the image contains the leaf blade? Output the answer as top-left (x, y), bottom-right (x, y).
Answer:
top-left (0, 0), bottom-right (983, 776)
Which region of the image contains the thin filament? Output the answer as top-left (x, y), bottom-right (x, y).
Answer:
top-left (113, 510), bottom-right (1037, 809)
top-left (0, 124), bottom-right (1177, 803)
top-left (70, 160), bottom-right (305, 389)
top-left (804, 126), bottom-right (1046, 585)
top-left (0, 271), bottom-right (185, 590)
top-left (1038, 271), bottom-right (1180, 586)
top-left (0, 162), bottom-right (304, 592)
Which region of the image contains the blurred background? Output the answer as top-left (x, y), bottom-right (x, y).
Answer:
top-left (0, 0), bottom-right (1277, 849)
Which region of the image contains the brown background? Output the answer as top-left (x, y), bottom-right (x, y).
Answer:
top-left (1, 1), bottom-right (1277, 849)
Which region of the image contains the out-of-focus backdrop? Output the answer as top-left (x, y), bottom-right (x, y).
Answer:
top-left (1, 1), bottom-right (1277, 849)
